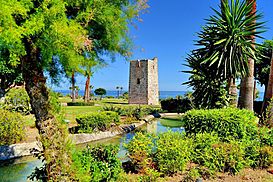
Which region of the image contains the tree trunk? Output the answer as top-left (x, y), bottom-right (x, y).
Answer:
top-left (84, 75), bottom-right (90, 102)
top-left (71, 71), bottom-right (75, 102)
top-left (262, 51), bottom-right (273, 114)
top-left (21, 40), bottom-right (73, 180)
top-left (238, 0), bottom-right (256, 111)
top-left (228, 77), bottom-right (237, 107)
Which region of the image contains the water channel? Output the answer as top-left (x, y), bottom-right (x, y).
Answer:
top-left (0, 118), bottom-right (184, 182)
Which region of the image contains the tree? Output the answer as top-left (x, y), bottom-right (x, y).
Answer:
top-left (94, 88), bottom-right (106, 100)
top-left (261, 41), bottom-right (273, 115)
top-left (0, 50), bottom-right (23, 97)
top-left (184, 0), bottom-right (264, 109)
top-left (238, 0), bottom-right (258, 111)
top-left (120, 86), bottom-right (123, 96)
top-left (116, 86), bottom-right (120, 97)
top-left (0, 0), bottom-right (148, 179)
top-left (255, 40), bottom-right (273, 100)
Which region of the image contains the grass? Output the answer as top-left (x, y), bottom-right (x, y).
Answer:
top-left (62, 106), bottom-right (102, 123)
top-left (60, 98), bottom-right (129, 123)
top-left (159, 118), bottom-right (183, 128)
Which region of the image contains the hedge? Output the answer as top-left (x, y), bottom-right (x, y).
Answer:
top-left (76, 111), bottom-right (120, 133)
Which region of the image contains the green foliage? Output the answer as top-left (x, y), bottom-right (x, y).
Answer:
top-left (203, 141), bottom-right (246, 174)
top-left (1, 87), bottom-right (31, 114)
top-left (258, 127), bottom-right (273, 147)
top-left (0, 109), bottom-right (25, 145)
top-left (72, 145), bottom-right (123, 182)
top-left (48, 90), bottom-right (61, 114)
top-left (161, 97), bottom-right (193, 113)
top-left (199, 0), bottom-right (265, 79)
top-left (182, 108), bottom-right (258, 141)
top-left (184, 53), bottom-right (230, 109)
top-left (122, 92), bottom-right (129, 99)
top-left (184, 0), bottom-right (265, 109)
top-left (255, 40), bottom-right (273, 87)
top-left (76, 111), bottom-right (120, 133)
top-left (67, 102), bottom-right (95, 106)
top-left (124, 132), bottom-right (156, 173)
top-left (103, 105), bottom-right (161, 120)
top-left (0, 50), bottom-right (23, 96)
top-left (155, 132), bottom-right (193, 175)
top-left (94, 88), bottom-right (107, 99)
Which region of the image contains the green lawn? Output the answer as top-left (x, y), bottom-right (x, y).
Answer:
top-left (61, 98), bottom-right (129, 123)
top-left (159, 118), bottom-right (183, 128)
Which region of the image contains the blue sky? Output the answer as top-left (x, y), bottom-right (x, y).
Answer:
top-left (50, 0), bottom-right (273, 92)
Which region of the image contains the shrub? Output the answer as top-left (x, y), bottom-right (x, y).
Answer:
top-left (125, 132), bottom-right (156, 173)
top-left (161, 97), bottom-right (192, 113)
top-left (203, 141), bottom-right (246, 174)
top-left (0, 109), bottom-right (25, 145)
top-left (258, 127), bottom-right (273, 147)
top-left (76, 111), bottom-right (120, 133)
top-left (256, 146), bottom-right (273, 168)
top-left (155, 131), bottom-right (193, 175)
top-left (72, 145), bottom-right (122, 181)
top-left (67, 102), bottom-right (95, 106)
top-left (191, 133), bottom-right (220, 164)
top-left (2, 87), bottom-right (31, 114)
top-left (182, 108), bottom-right (258, 141)
top-left (103, 105), bottom-right (161, 120)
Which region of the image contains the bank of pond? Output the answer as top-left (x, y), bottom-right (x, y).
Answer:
top-left (0, 118), bottom-right (183, 181)
top-left (2, 108), bottom-right (273, 181)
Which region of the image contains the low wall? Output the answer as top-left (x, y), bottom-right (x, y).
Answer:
top-left (0, 119), bottom-right (150, 161)
top-left (0, 142), bottom-right (42, 161)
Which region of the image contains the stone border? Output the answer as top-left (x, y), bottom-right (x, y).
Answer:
top-left (0, 113), bottom-right (182, 161)
top-left (0, 116), bottom-right (154, 161)
top-left (0, 142), bottom-right (42, 161)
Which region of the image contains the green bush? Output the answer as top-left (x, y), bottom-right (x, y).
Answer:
top-left (155, 132), bottom-right (193, 175)
top-left (125, 132), bottom-right (155, 173)
top-left (202, 141), bottom-right (245, 174)
top-left (76, 111), bottom-right (120, 133)
top-left (2, 87), bottom-right (31, 114)
top-left (72, 144), bottom-right (122, 181)
top-left (161, 97), bottom-right (192, 113)
top-left (67, 102), bottom-right (95, 106)
top-left (0, 109), bottom-right (25, 145)
top-left (258, 127), bottom-right (273, 147)
top-left (103, 105), bottom-right (161, 120)
top-left (256, 146), bottom-right (273, 168)
top-left (191, 133), bottom-right (220, 164)
top-left (182, 108), bottom-right (258, 141)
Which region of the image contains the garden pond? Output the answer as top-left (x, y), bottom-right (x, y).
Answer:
top-left (0, 118), bottom-right (184, 182)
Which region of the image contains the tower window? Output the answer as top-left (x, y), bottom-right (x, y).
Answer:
top-left (137, 78), bottom-right (140, 84)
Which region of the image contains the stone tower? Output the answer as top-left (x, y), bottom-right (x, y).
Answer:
top-left (128, 57), bottom-right (159, 105)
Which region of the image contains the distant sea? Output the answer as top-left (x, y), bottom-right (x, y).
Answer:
top-left (54, 90), bottom-right (265, 101)
top-left (54, 90), bottom-right (188, 99)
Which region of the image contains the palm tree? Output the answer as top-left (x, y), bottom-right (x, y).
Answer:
top-left (238, 0), bottom-right (257, 111)
top-left (71, 70), bottom-right (76, 102)
top-left (116, 86), bottom-right (120, 98)
top-left (120, 87), bottom-right (123, 96)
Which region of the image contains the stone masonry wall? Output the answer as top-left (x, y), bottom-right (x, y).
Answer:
top-left (129, 58), bottom-right (159, 105)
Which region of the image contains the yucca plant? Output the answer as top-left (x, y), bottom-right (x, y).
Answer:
top-left (184, 0), bottom-right (265, 108)
top-left (200, 0), bottom-right (264, 79)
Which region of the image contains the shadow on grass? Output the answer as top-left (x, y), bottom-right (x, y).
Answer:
top-left (102, 102), bottom-right (128, 105)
